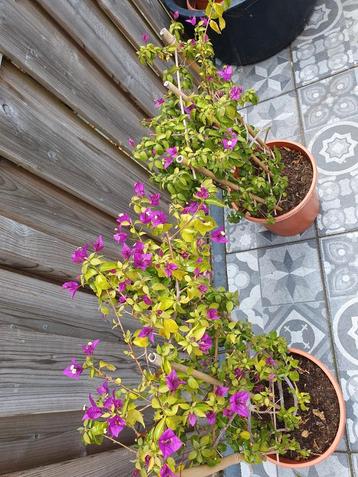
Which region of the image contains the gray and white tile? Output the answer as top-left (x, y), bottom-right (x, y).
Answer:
top-left (232, 48), bottom-right (294, 103)
top-left (226, 214), bottom-right (316, 254)
top-left (291, 0), bottom-right (356, 86)
top-left (352, 453), bottom-right (358, 476)
top-left (278, 452), bottom-right (352, 476)
top-left (240, 461), bottom-right (278, 477)
top-left (258, 241), bottom-right (324, 307)
top-left (244, 91), bottom-right (301, 140)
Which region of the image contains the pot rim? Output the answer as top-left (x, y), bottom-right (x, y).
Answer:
top-left (267, 347), bottom-right (346, 468)
top-left (245, 139), bottom-right (318, 224)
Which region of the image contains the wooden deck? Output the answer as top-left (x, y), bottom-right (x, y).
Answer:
top-left (0, 0), bottom-right (170, 474)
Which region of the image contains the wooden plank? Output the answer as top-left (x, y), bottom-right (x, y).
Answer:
top-left (0, 61), bottom-right (164, 221)
top-left (0, 327), bottom-right (139, 415)
top-left (2, 448), bottom-right (134, 477)
top-left (133, 0), bottom-right (172, 37)
top-left (0, 215), bottom-right (79, 282)
top-left (0, 410), bottom-right (139, 474)
top-left (0, 0), bottom-right (145, 146)
top-left (37, 0), bottom-right (164, 116)
top-left (0, 267), bottom-right (139, 341)
top-left (0, 159), bottom-right (122, 252)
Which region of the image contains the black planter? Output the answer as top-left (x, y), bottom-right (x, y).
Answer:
top-left (163, 0), bottom-right (317, 65)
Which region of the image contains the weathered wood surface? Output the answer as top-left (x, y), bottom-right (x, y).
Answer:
top-left (2, 448), bottom-right (134, 477)
top-left (0, 61), bottom-right (164, 220)
top-left (0, 410), bottom-right (140, 474)
top-left (134, 0), bottom-right (172, 37)
top-left (0, 267), bottom-right (140, 341)
top-left (0, 0), bottom-right (145, 146)
top-left (37, 0), bottom-right (164, 116)
top-left (0, 326), bottom-right (139, 415)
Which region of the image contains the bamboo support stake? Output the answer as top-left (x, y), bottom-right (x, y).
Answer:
top-left (164, 80), bottom-right (191, 103)
top-left (178, 453), bottom-right (244, 477)
top-left (160, 28), bottom-right (202, 77)
top-left (148, 352), bottom-right (221, 387)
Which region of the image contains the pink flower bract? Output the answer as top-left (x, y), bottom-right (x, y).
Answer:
top-left (158, 428), bottom-right (183, 459)
top-left (229, 391), bottom-right (250, 417)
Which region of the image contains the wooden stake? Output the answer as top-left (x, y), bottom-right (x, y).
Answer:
top-left (164, 80), bottom-right (191, 103)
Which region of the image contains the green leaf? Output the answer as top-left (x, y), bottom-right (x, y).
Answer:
top-left (209, 20), bottom-right (221, 34)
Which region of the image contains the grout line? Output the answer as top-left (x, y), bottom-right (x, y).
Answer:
top-left (295, 63), bottom-right (358, 92)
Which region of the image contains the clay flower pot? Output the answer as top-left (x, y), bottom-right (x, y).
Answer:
top-left (186, 0), bottom-right (222, 10)
top-left (267, 347), bottom-right (346, 469)
top-left (246, 140), bottom-right (320, 236)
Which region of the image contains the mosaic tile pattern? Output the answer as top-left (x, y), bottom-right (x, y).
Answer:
top-left (231, 49), bottom-right (294, 103)
top-left (291, 0), bottom-right (356, 86)
top-left (299, 69), bottom-right (358, 236)
top-left (321, 232), bottom-right (358, 451)
top-left (278, 453), bottom-right (352, 476)
top-left (352, 453), bottom-right (358, 476)
top-left (244, 92), bottom-right (301, 141)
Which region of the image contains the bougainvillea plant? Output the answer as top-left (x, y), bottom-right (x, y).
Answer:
top-left (63, 182), bottom-right (310, 476)
top-left (131, 2), bottom-right (288, 224)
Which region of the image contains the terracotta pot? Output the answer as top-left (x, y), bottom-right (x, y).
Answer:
top-left (267, 347), bottom-right (346, 469)
top-left (186, 0), bottom-right (222, 10)
top-left (245, 140), bottom-right (320, 236)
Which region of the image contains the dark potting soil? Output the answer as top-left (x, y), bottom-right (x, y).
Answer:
top-left (277, 147), bottom-right (313, 216)
top-left (281, 354), bottom-right (340, 461)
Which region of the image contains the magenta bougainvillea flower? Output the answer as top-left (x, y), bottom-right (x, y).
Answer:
top-left (93, 235), bottom-right (104, 252)
top-left (63, 358), bottom-right (83, 380)
top-left (163, 156), bottom-right (173, 169)
top-left (151, 210), bottom-right (167, 226)
top-left (96, 380), bottom-right (109, 395)
top-left (118, 279), bottom-right (131, 293)
top-left (113, 232), bottom-right (128, 244)
top-left (133, 241), bottom-right (145, 254)
top-left (107, 415), bottom-right (126, 437)
top-left (62, 281), bottom-right (81, 298)
top-left (138, 326), bottom-right (155, 344)
top-left (71, 244), bottom-right (89, 264)
top-left (234, 367), bottom-right (244, 379)
top-left (195, 186), bottom-right (209, 199)
top-left (229, 391), bottom-right (250, 417)
top-left (223, 407), bottom-right (234, 418)
top-left (134, 182), bottom-right (145, 197)
top-left (182, 201), bottom-right (208, 215)
top-left (141, 33), bottom-right (150, 44)
top-left (158, 429), bottom-right (183, 459)
top-left (116, 213), bottom-right (131, 226)
top-left (207, 308), bottom-right (219, 320)
top-left (188, 413), bottom-right (197, 427)
top-left (200, 16), bottom-right (209, 26)
top-left (82, 394), bottom-right (102, 421)
top-left (198, 284), bottom-right (208, 294)
top-left (198, 333), bottom-right (212, 353)
top-left (230, 85), bottom-right (243, 100)
top-left (185, 16), bottom-right (196, 26)
top-left (172, 10), bottom-right (179, 20)
top-left (103, 392), bottom-right (123, 411)
top-left (160, 464), bottom-right (176, 477)
top-left (128, 137), bottom-right (135, 148)
top-left (184, 103), bottom-right (195, 115)
top-left (222, 136), bottom-right (238, 150)
top-left (266, 356), bottom-right (277, 367)
top-left (139, 208), bottom-right (153, 224)
top-left (154, 97), bottom-right (165, 108)
top-left (149, 193), bottom-right (160, 206)
top-left (211, 227), bottom-right (228, 243)
top-left (164, 262), bottom-right (178, 277)
top-left (118, 295), bottom-right (127, 304)
top-left (166, 370), bottom-right (185, 392)
top-left (82, 339), bottom-right (100, 356)
top-left (166, 146), bottom-right (177, 157)
top-left (206, 411), bottom-right (217, 425)
top-left (218, 65), bottom-right (233, 81)
top-left (142, 295), bottom-right (152, 305)
top-left (215, 385), bottom-right (229, 397)
top-left (133, 253), bottom-right (152, 270)
top-left (121, 243), bottom-right (132, 260)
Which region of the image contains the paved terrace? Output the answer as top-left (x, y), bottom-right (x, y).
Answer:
top-left (214, 0), bottom-right (358, 475)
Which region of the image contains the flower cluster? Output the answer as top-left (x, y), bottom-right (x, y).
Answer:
top-left (63, 180), bottom-right (310, 476)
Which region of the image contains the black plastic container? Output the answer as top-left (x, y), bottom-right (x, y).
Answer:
top-left (163, 0), bottom-right (317, 65)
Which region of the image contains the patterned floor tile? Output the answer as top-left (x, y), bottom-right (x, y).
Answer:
top-left (243, 92), bottom-right (301, 140)
top-left (343, 0), bottom-right (358, 65)
top-left (305, 116), bottom-right (358, 235)
top-left (291, 0), bottom-right (356, 86)
top-left (240, 461), bottom-right (278, 477)
top-left (278, 452), bottom-right (352, 476)
top-left (258, 241), bottom-right (324, 306)
top-left (231, 49), bottom-right (294, 103)
top-left (227, 250), bottom-right (263, 329)
top-left (225, 214), bottom-right (316, 254)
top-left (352, 453), bottom-right (358, 476)
top-left (298, 69), bottom-right (358, 133)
